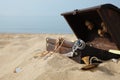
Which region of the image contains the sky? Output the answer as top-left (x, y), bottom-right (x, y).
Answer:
top-left (0, 0), bottom-right (120, 33)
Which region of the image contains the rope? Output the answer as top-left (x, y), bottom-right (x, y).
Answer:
top-left (41, 37), bottom-right (65, 59)
top-left (53, 38), bottom-right (65, 52)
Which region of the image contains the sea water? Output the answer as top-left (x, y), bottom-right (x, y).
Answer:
top-left (0, 16), bottom-right (73, 33)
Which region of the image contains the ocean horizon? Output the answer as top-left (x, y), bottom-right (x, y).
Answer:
top-left (0, 16), bottom-right (73, 34)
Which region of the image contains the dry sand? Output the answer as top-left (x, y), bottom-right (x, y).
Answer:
top-left (0, 33), bottom-right (120, 80)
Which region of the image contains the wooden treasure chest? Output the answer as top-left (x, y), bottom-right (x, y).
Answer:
top-left (61, 4), bottom-right (120, 63)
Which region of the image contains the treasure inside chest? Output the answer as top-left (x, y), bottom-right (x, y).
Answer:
top-left (61, 4), bottom-right (120, 63)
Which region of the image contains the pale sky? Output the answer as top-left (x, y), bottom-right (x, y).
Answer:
top-left (0, 0), bottom-right (120, 16)
top-left (0, 0), bottom-right (120, 33)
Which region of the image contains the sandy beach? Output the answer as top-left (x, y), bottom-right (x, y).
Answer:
top-left (0, 33), bottom-right (120, 80)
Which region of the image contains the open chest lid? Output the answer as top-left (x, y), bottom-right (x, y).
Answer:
top-left (61, 4), bottom-right (120, 50)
